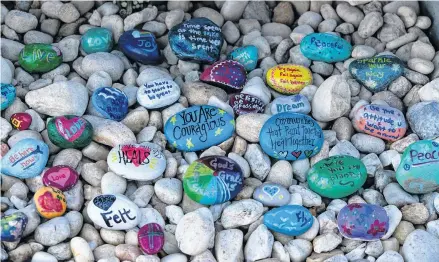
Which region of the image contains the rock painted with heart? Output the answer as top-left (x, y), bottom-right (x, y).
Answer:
top-left (263, 205), bottom-right (313, 236)
top-left (271, 94), bottom-right (311, 114)
top-left (1, 212), bottom-right (28, 242)
top-left (229, 93), bottom-right (265, 115)
top-left (42, 165), bottom-right (79, 191)
top-left (91, 87), bottom-right (129, 121)
top-left (47, 115), bottom-right (93, 148)
top-left (34, 186), bottom-right (67, 219)
top-left (1, 83), bottom-right (16, 110)
top-left (10, 112), bottom-right (32, 130)
top-left (300, 33), bottom-right (352, 63)
top-left (137, 78), bottom-right (181, 109)
top-left (200, 60), bottom-right (247, 90)
top-left (266, 64), bottom-right (313, 94)
top-left (227, 45), bottom-right (258, 71)
top-left (253, 183), bottom-right (290, 206)
top-left (138, 223), bottom-right (165, 255)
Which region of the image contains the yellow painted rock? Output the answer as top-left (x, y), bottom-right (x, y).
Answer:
top-left (34, 186), bottom-right (67, 219)
top-left (266, 64), bottom-right (313, 94)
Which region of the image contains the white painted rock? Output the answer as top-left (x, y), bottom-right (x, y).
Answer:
top-left (137, 78), bottom-right (181, 109)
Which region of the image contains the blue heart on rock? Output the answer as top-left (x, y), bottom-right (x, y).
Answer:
top-left (93, 195), bottom-right (116, 211)
top-left (263, 185), bottom-right (280, 197)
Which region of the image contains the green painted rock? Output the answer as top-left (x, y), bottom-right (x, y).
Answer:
top-left (47, 115), bottom-right (93, 149)
top-left (81, 28), bottom-right (113, 54)
top-left (19, 44), bottom-right (62, 73)
top-left (307, 155), bottom-right (367, 198)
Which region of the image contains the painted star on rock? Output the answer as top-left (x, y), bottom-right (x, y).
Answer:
top-left (215, 127), bottom-right (223, 136)
top-left (170, 115), bottom-right (177, 125)
top-left (218, 109), bottom-right (225, 115)
top-left (186, 138), bottom-right (194, 149)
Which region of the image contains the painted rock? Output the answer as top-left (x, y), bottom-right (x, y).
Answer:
top-left (34, 186), bottom-right (67, 219)
top-left (92, 87), bottom-right (129, 121)
top-left (119, 30), bottom-right (162, 64)
top-left (10, 112), bottom-right (32, 130)
top-left (169, 17), bottom-right (223, 64)
top-left (307, 155), bottom-right (367, 198)
top-left (183, 156), bottom-right (243, 205)
top-left (263, 205), bottom-right (313, 236)
top-left (229, 93), bottom-right (265, 115)
top-left (396, 140), bottom-right (439, 194)
top-left (164, 105), bottom-right (235, 152)
top-left (87, 194), bottom-right (140, 230)
top-left (259, 112), bottom-right (324, 160)
top-left (138, 223), bottom-right (165, 255)
top-left (253, 183), bottom-right (291, 207)
top-left (349, 56), bottom-right (404, 93)
top-left (47, 115), bottom-right (93, 149)
top-left (271, 94), bottom-right (311, 115)
top-left (1, 83), bottom-right (16, 110)
top-left (81, 27), bottom-right (113, 54)
top-left (42, 165), bottom-right (79, 191)
top-left (1, 138), bottom-right (49, 179)
top-left (200, 60), bottom-right (247, 90)
top-left (227, 45), bottom-right (258, 71)
top-left (300, 33), bottom-right (352, 63)
top-left (19, 43), bottom-right (62, 73)
top-left (337, 203), bottom-right (389, 241)
top-left (352, 104), bottom-right (407, 142)
top-left (137, 78), bottom-right (181, 109)
top-left (107, 142), bottom-right (166, 181)
top-left (266, 64), bottom-right (313, 94)
top-left (1, 212), bottom-right (28, 242)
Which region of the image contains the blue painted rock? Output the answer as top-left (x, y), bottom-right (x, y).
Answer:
top-left (259, 112), bottom-right (324, 160)
top-left (337, 203), bottom-right (389, 241)
top-left (137, 78), bottom-right (181, 109)
top-left (352, 104), bottom-right (407, 142)
top-left (227, 45), bottom-right (258, 71)
top-left (396, 140), bottom-right (439, 194)
top-left (10, 112), bottom-right (32, 130)
top-left (169, 17), bottom-right (223, 64)
top-left (164, 105), bottom-right (235, 152)
top-left (1, 212), bottom-right (28, 242)
top-left (271, 94), bottom-right (311, 114)
top-left (300, 33), bottom-right (352, 63)
top-left (229, 93), bottom-right (265, 115)
top-left (119, 30), bottom-right (162, 64)
top-left (92, 87), bottom-right (128, 121)
top-left (200, 60), bottom-right (247, 90)
top-left (81, 27), bottom-right (113, 54)
top-left (183, 156), bottom-right (244, 205)
top-left (263, 205), bottom-right (313, 236)
top-left (1, 83), bottom-right (16, 110)
top-left (1, 138), bottom-right (49, 179)
top-left (19, 43), bottom-right (63, 73)
top-left (138, 223), bottom-right (164, 255)
top-left (47, 115), bottom-right (93, 149)
top-left (253, 183), bottom-right (291, 206)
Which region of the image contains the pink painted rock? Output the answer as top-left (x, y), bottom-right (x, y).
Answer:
top-left (138, 223), bottom-right (164, 255)
top-left (200, 60), bottom-right (247, 90)
top-left (42, 165), bottom-right (79, 191)
top-left (10, 112), bottom-right (32, 130)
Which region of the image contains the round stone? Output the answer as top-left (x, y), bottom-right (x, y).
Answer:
top-left (10, 112), bottom-right (32, 130)
top-left (0, 212), bottom-right (28, 242)
top-left (229, 93), bottom-right (265, 115)
top-left (253, 183), bottom-right (291, 207)
top-left (266, 64), bottom-right (313, 94)
top-left (19, 43), bottom-right (62, 73)
top-left (300, 33), bottom-right (352, 63)
top-left (34, 186), bottom-right (67, 219)
top-left (263, 205), bottom-right (313, 236)
top-left (1, 83), bottom-right (16, 111)
top-left (81, 27), bottom-right (113, 54)
top-left (47, 115), bottom-right (93, 149)
top-left (42, 165), bottom-right (79, 191)
top-left (91, 87), bottom-right (129, 121)
top-left (138, 223), bottom-right (165, 255)
top-left (200, 60), bottom-right (247, 90)
top-left (137, 78), bottom-right (181, 109)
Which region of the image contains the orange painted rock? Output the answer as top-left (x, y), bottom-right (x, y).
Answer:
top-left (34, 186), bottom-right (67, 219)
top-left (266, 64), bottom-right (312, 94)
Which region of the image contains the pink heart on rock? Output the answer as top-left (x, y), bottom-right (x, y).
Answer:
top-left (55, 116), bottom-right (87, 142)
top-left (42, 165), bottom-right (79, 191)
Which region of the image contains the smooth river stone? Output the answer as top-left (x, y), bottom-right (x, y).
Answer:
top-left (183, 156), bottom-right (244, 205)
top-left (107, 142), bottom-right (166, 181)
top-left (229, 93), bottom-right (265, 116)
top-left (138, 223), bottom-right (165, 255)
top-left (200, 60), bottom-right (247, 90)
top-left (0, 212), bottom-right (28, 242)
top-left (19, 43), bottom-right (62, 73)
top-left (307, 155), bottom-right (367, 198)
top-left (337, 203), bottom-right (389, 241)
top-left (396, 140), bottom-right (439, 194)
top-left (87, 194), bottom-right (140, 230)
top-left (1, 83), bottom-right (16, 110)
top-left (263, 205), bottom-right (313, 236)
top-left (47, 115), bottom-right (94, 149)
top-left (137, 78), bottom-right (181, 109)
top-left (300, 33), bottom-right (352, 63)
top-left (119, 30), bottom-right (162, 64)
top-left (42, 165), bottom-right (79, 191)
top-left (91, 87), bottom-right (129, 121)
top-left (164, 105), bottom-right (235, 152)
top-left (271, 94), bottom-right (311, 115)
top-left (34, 186), bottom-right (67, 219)
top-left (81, 27), bottom-right (114, 54)
top-left (266, 64), bottom-right (313, 94)
top-left (10, 112), bottom-right (32, 130)
top-left (227, 45), bottom-right (258, 71)
top-left (1, 138), bottom-right (49, 179)
top-left (259, 112), bottom-right (324, 160)
top-left (169, 17), bottom-right (223, 64)
top-left (352, 104), bottom-right (407, 142)
top-left (253, 183), bottom-right (291, 207)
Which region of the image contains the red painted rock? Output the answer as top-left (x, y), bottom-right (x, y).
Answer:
top-left (33, 186), bottom-right (67, 219)
top-left (229, 93), bottom-right (265, 115)
top-left (10, 112), bottom-right (32, 130)
top-left (138, 223), bottom-right (164, 255)
top-left (42, 165), bottom-right (79, 191)
top-left (200, 60), bottom-right (247, 90)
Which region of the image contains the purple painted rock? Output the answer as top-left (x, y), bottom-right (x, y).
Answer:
top-left (42, 165), bottom-right (79, 191)
top-left (1, 212), bottom-right (28, 242)
top-left (229, 93), bottom-right (265, 115)
top-left (138, 223), bottom-right (164, 255)
top-left (337, 203), bottom-right (389, 241)
top-left (10, 112), bottom-right (32, 130)
top-left (200, 60), bottom-right (247, 90)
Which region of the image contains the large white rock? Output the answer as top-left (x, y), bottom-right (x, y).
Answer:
top-left (244, 224), bottom-right (274, 261)
top-left (401, 230), bottom-right (439, 262)
top-left (81, 52), bottom-right (124, 81)
top-left (418, 78), bottom-right (439, 102)
top-left (83, 115), bottom-right (136, 147)
top-left (34, 217), bottom-right (71, 246)
top-left (221, 199), bottom-right (263, 228)
top-left (70, 237), bottom-right (95, 261)
top-left (285, 239), bottom-right (313, 262)
top-left (215, 229), bottom-right (244, 262)
top-left (137, 78), bottom-right (180, 109)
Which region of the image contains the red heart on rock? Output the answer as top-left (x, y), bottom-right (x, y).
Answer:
top-left (42, 165), bottom-right (78, 191)
top-left (38, 191), bottom-right (63, 212)
top-left (121, 145), bottom-right (151, 167)
top-left (55, 116), bottom-right (86, 142)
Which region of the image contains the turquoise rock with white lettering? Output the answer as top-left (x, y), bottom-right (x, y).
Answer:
top-left (227, 45), bottom-right (258, 71)
top-left (271, 94), bottom-right (311, 115)
top-left (300, 33), bottom-right (352, 63)
top-left (81, 28), bottom-right (113, 54)
top-left (1, 83), bottom-right (16, 110)
top-left (263, 205), bottom-right (313, 236)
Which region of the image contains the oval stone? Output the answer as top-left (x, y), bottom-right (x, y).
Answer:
top-left (1, 212), bottom-right (28, 242)
top-left (337, 203), bottom-right (389, 241)
top-left (300, 33), bottom-right (352, 63)
top-left (229, 93), bottom-right (265, 115)
top-left (81, 27), bottom-right (114, 54)
top-left (10, 112), bottom-right (32, 130)
top-left (227, 45), bottom-right (258, 71)
top-left (119, 30), bottom-right (162, 64)
top-left (352, 104), bottom-right (407, 141)
top-left (34, 186), bottom-right (67, 219)
top-left (42, 165), bottom-right (79, 191)
top-left (1, 138), bottom-right (49, 179)
top-left (47, 115), bottom-right (94, 149)
top-left (271, 94), bottom-right (311, 115)
top-left (183, 156), bottom-right (244, 205)
top-left (396, 140), bottom-right (439, 194)
top-left (19, 43), bottom-right (62, 73)
top-left (164, 105), bottom-right (235, 152)
top-left (87, 194), bottom-right (140, 230)
top-left (92, 87), bottom-right (129, 121)
top-left (138, 223), bottom-right (165, 255)
top-left (107, 142), bottom-right (166, 181)
top-left (307, 155), bottom-right (367, 198)
top-left (1, 83), bottom-right (16, 110)
top-left (253, 183), bottom-right (291, 207)
top-left (200, 60), bottom-right (247, 90)
top-left (263, 205), bottom-right (313, 236)
top-left (259, 112), bottom-right (324, 160)
top-left (137, 78), bottom-right (181, 109)
top-left (266, 64), bottom-right (313, 94)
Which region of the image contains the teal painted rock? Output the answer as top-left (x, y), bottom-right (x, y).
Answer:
top-left (396, 140), bottom-right (439, 194)
top-left (81, 28), bottom-right (113, 54)
top-left (47, 115), bottom-right (93, 149)
top-left (19, 43), bottom-right (62, 73)
top-left (263, 205), bottom-right (313, 236)
top-left (1, 212), bottom-right (28, 242)
top-left (307, 155), bottom-right (367, 198)
top-left (300, 33), bottom-right (352, 63)
top-left (227, 45), bottom-right (258, 71)
top-left (1, 83), bottom-right (16, 110)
